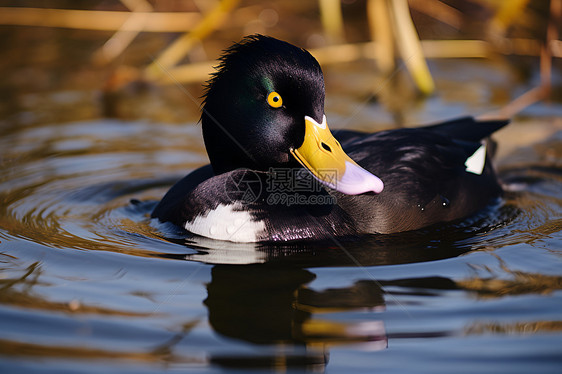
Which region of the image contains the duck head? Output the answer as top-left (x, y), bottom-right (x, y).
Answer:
top-left (201, 35), bottom-right (383, 195)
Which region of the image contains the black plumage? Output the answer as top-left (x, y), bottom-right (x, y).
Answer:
top-left (152, 35), bottom-right (508, 242)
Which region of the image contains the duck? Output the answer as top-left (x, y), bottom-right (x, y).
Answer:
top-left (151, 34), bottom-right (508, 243)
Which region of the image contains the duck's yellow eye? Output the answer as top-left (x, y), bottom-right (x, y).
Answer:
top-left (267, 91), bottom-right (283, 108)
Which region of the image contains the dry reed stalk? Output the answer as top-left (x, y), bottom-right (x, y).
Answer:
top-left (0, 7), bottom-right (202, 32)
top-left (319, 0), bottom-right (346, 43)
top-left (144, 0), bottom-right (240, 80)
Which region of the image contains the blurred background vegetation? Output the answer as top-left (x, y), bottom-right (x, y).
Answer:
top-left (0, 0), bottom-right (560, 129)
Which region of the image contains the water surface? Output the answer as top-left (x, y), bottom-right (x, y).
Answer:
top-left (1, 63), bottom-right (562, 373)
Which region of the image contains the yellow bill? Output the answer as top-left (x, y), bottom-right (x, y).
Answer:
top-left (290, 115), bottom-right (384, 195)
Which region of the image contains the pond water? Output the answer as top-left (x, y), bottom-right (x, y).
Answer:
top-left (1, 59), bottom-right (562, 373)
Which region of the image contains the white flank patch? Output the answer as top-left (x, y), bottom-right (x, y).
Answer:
top-left (185, 203), bottom-right (265, 243)
top-left (464, 144), bottom-right (486, 175)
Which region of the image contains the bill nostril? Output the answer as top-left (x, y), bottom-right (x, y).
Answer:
top-left (321, 142), bottom-right (332, 152)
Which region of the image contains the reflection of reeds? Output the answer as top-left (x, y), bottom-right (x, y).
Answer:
top-left (465, 320), bottom-right (562, 335)
top-left (1, 0), bottom-right (560, 115)
top-left (0, 262), bottom-right (153, 316)
top-left (459, 272), bottom-right (562, 298)
top-left (0, 339), bottom-right (189, 363)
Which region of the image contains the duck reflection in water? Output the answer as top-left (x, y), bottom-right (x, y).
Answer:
top-left (204, 264), bottom-right (387, 369)
top-left (172, 204), bottom-right (507, 370)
